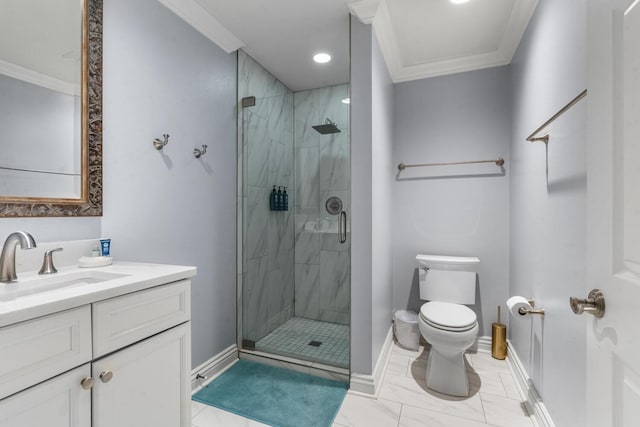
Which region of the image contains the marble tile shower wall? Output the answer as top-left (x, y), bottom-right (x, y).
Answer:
top-left (239, 51), bottom-right (295, 343)
top-left (294, 84), bottom-right (350, 325)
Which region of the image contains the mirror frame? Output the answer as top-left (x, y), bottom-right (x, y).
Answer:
top-left (0, 0), bottom-right (102, 217)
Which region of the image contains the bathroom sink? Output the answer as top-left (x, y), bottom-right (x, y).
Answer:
top-left (0, 271), bottom-right (129, 302)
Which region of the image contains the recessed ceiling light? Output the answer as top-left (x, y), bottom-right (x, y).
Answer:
top-left (450, 0), bottom-right (470, 4)
top-left (313, 53), bottom-right (331, 64)
top-left (341, 98), bottom-right (350, 104)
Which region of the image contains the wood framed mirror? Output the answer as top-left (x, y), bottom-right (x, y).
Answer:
top-left (0, 0), bottom-right (102, 217)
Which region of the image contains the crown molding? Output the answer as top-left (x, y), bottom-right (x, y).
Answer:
top-left (392, 49), bottom-right (512, 83)
top-left (367, 0), bottom-right (538, 83)
top-left (156, 0), bottom-right (245, 53)
top-left (498, 0), bottom-right (539, 63)
top-left (0, 59), bottom-right (79, 96)
top-left (370, 0), bottom-right (402, 80)
top-left (347, 0), bottom-right (381, 24)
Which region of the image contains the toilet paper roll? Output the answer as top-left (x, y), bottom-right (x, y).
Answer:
top-left (507, 296), bottom-right (533, 318)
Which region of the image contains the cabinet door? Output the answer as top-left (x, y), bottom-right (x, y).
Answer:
top-left (92, 322), bottom-right (191, 427)
top-left (0, 364), bottom-right (91, 427)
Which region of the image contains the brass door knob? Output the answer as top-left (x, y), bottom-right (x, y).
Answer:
top-left (80, 377), bottom-right (95, 390)
top-left (99, 371), bottom-right (113, 383)
top-left (569, 289), bottom-right (605, 318)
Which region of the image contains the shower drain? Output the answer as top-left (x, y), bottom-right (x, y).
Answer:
top-left (308, 341), bottom-right (322, 347)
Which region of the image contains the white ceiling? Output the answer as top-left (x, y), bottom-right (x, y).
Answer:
top-left (162, 0), bottom-right (537, 90)
top-left (364, 0), bottom-right (539, 82)
top-left (193, 0), bottom-right (351, 92)
top-left (1, 0), bottom-right (537, 94)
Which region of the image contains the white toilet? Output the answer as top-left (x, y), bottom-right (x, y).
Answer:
top-left (416, 254), bottom-right (479, 397)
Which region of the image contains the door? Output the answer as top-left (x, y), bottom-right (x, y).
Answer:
top-left (92, 323), bottom-right (191, 427)
top-left (586, 0), bottom-right (640, 425)
top-left (238, 50), bottom-right (352, 368)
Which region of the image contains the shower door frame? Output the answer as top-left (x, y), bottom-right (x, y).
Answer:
top-left (235, 58), bottom-right (352, 376)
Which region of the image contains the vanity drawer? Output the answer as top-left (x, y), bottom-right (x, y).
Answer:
top-left (0, 306), bottom-right (92, 400)
top-left (93, 280), bottom-right (190, 357)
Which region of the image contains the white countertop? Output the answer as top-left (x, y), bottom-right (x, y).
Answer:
top-left (0, 261), bottom-right (196, 328)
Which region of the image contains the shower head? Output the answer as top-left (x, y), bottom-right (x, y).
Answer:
top-left (312, 118), bottom-right (341, 135)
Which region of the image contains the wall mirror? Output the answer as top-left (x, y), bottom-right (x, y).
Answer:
top-left (0, 0), bottom-right (102, 217)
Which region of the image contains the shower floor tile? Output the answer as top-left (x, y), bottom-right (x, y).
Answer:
top-left (255, 317), bottom-right (349, 368)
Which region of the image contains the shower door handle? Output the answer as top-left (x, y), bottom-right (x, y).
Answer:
top-left (338, 211), bottom-right (347, 243)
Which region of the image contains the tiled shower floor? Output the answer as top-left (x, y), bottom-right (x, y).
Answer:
top-left (254, 317), bottom-right (349, 368)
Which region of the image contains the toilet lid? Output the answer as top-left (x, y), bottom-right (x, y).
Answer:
top-left (420, 302), bottom-right (477, 331)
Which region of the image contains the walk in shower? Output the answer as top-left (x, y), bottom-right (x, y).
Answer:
top-left (237, 51), bottom-right (350, 370)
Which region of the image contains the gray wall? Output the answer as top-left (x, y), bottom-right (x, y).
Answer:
top-left (509, 0), bottom-right (587, 426)
top-left (392, 67), bottom-right (511, 338)
top-left (370, 32), bottom-right (395, 367)
top-left (350, 17), bottom-right (394, 375)
top-left (101, 0), bottom-right (237, 367)
top-left (0, 218), bottom-right (100, 247)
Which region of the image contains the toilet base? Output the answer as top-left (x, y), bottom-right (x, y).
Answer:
top-left (425, 348), bottom-right (469, 397)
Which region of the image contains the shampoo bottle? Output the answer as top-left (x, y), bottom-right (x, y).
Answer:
top-left (276, 187), bottom-right (283, 211)
top-left (283, 187), bottom-right (288, 211)
top-left (270, 186), bottom-right (277, 210)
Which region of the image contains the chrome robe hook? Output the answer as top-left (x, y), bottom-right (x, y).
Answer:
top-left (153, 134), bottom-right (170, 150)
top-left (194, 144), bottom-right (208, 158)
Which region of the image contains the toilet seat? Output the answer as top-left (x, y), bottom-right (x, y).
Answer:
top-left (420, 301), bottom-right (477, 332)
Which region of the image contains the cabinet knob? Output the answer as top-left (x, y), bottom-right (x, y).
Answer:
top-left (99, 371), bottom-right (113, 383)
top-left (80, 377), bottom-right (95, 390)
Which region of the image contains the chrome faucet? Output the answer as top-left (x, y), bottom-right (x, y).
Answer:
top-left (0, 232), bottom-right (37, 282)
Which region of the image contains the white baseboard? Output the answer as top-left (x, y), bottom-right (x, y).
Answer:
top-left (191, 344), bottom-right (238, 393)
top-left (349, 326), bottom-right (393, 397)
top-left (475, 335), bottom-right (492, 353)
top-left (506, 339), bottom-right (555, 427)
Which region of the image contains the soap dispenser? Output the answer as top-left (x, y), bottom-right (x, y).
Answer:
top-left (276, 187), bottom-right (283, 211)
top-left (283, 187), bottom-right (288, 211)
top-left (270, 186), bottom-right (277, 210)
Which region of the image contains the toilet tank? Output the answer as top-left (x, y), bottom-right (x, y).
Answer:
top-left (416, 254), bottom-right (480, 304)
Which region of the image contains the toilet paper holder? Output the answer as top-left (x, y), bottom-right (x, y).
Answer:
top-left (519, 299), bottom-right (545, 317)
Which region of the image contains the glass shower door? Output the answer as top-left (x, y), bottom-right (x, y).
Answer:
top-left (238, 51), bottom-right (350, 369)
top-left (240, 87), bottom-right (295, 349)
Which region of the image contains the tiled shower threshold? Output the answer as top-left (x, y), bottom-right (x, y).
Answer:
top-left (238, 349), bottom-right (350, 383)
top-left (239, 316), bottom-right (350, 382)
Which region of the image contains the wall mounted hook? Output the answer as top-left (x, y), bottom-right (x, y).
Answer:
top-left (194, 144), bottom-right (208, 158)
top-left (153, 134), bottom-right (170, 150)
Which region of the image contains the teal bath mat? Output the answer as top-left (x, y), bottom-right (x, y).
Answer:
top-left (192, 360), bottom-right (348, 427)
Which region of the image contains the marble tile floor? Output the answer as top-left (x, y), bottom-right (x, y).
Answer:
top-left (191, 341), bottom-right (534, 427)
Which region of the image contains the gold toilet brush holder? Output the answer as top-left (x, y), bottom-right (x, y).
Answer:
top-left (491, 305), bottom-right (507, 360)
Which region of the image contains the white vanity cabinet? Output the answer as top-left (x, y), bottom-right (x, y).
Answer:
top-left (0, 277), bottom-right (192, 427)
